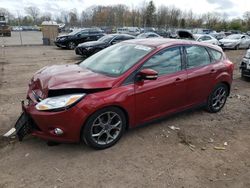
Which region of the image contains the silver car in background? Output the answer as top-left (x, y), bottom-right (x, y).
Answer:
top-left (219, 34), bottom-right (250, 50)
top-left (194, 34), bottom-right (220, 45)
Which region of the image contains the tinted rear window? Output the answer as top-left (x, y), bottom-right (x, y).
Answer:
top-left (208, 48), bottom-right (222, 62)
top-left (185, 46), bottom-right (211, 68)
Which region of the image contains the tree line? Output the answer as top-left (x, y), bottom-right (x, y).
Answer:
top-left (1, 0), bottom-right (250, 31)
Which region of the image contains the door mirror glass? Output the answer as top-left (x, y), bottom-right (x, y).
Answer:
top-left (138, 69), bottom-right (158, 80)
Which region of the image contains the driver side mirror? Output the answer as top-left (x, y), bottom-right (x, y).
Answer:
top-left (138, 69), bottom-right (158, 80)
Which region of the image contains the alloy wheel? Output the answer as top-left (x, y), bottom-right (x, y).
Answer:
top-left (211, 87), bottom-right (227, 111)
top-left (91, 111), bottom-right (122, 145)
top-left (68, 42), bottom-right (76, 49)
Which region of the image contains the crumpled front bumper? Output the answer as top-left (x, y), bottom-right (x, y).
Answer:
top-left (14, 99), bottom-right (87, 143)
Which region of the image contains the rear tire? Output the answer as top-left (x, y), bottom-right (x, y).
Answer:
top-left (206, 83), bottom-right (229, 113)
top-left (82, 107), bottom-right (126, 150)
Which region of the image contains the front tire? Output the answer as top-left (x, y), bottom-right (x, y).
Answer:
top-left (67, 41), bottom-right (76, 50)
top-left (206, 83), bottom-right (229, 113)
top-left (82, 107), bottom-right (126, 149)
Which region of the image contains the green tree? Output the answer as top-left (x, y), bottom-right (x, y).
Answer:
top-left (145, 0), bottom-right (156, 27)
top-left (229, 19), bottom-right (243, 30)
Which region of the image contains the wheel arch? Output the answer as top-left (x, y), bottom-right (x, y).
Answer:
top-left (220, 81), bottom-right (231, 96)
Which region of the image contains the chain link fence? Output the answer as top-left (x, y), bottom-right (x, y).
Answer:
top-left (0, 31), bottom-right (43, 47)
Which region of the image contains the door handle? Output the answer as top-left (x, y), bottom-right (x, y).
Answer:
top-left (175, 78), bottom-right (182, 82)
top-left (210, 69), bottom-right (216, 73)
top-left (174, 78), bottom-right (182, 84)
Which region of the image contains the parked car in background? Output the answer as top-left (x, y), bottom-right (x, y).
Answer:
top-left (54, 28), bottom-right (105, 49)
top-left (247, 31), bottom-right (250, 36)
top-left (210, 32), bottom-right (226, 40)
top-left (194, 34), bottom-right (220, 45)
top-left (192, 28), bottom-right (214, 34)
top-left (13, 38), bottom-right (233, 149)
top-left (141, 27), bottom-right (156, 33)
top-left (137, 32), bottom-right (162, 38)
top-left (240, 49), bottom-right (250, 78)
top-left (219, 34), bottom-right (250, 50)
top-left (117, 27), bottom-right (140, 36)
top-left (75, 34), bottom-right (135, 57)
top-left (155, 29), bottom-right (171, 38)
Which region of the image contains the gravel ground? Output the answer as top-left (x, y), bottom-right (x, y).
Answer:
top-left (0, 46), bottom-right (250, 188)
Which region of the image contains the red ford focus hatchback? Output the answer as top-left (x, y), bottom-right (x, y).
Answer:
top-left (13, 39), bottom-right (234, 149)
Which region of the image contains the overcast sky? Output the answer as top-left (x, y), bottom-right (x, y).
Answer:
top-left (0, 0), bottom-right (249, 19)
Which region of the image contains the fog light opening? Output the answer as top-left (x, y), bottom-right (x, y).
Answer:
top-left (54, 128), bottom-right (64, 135)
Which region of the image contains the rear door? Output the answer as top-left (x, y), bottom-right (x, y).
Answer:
top-left (184, 45), bottom-right (216, 106)
top-left (135, 46), bottom-right (188, 124)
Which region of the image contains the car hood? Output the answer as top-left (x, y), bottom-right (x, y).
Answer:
top-left (57, 34), bottom-right (69, 38)
top-left (77, 41), bottom-right (106, 47)
top-left (219, 39), bottom-right (239, 43)
top-left (30, 64), bottom-right (117, 98)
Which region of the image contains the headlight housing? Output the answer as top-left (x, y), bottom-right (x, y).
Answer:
top-left (86, 47), bottom-right (93, 51)
top-left (59, 37), bottom-right (67, 41)
top-left (35, 94), bottom-right (86, 111)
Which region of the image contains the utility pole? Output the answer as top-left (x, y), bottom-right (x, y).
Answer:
top-left (17, 11), bottom-right (23, 45)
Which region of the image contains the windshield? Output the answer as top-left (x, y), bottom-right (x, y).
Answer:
top-left (98, 35), bottom-right (114, 43)
top-left (193, 35), bottom-right (200, 40)
top-left (137, 33), bottom-right (147, 38)
top-left (226, 34), bottom-right (241, 40)
top-left (79, 43), bottom-right (154, 77)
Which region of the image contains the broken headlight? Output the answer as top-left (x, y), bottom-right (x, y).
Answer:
top-left (35, 94), bottom-right (86, 111)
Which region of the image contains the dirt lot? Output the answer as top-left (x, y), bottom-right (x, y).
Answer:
top-left (0, 46), bottom-right (250, 188)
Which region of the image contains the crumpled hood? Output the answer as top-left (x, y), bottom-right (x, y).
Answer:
top-left (30, 64), bottom-right (117, 98)
top-left (219, 39), bottom-right (239, 43)
top-left (77, 41), bottom-right (106, 48)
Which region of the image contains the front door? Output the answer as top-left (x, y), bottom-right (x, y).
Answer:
top-left (135, 46), bottom-right (187, 124)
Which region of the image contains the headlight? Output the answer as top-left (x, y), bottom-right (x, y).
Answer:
top-left (35, 94), bottom-right (86, 111)
top-left (86, 47), bottom-right (93, 50)
top-left (60, 37), bottom-right (67, 41)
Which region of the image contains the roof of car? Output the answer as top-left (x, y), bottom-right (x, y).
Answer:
top-left (109, 33), bottom-right (135, 37)
top-left (123, 38), bottom-right (222, 51)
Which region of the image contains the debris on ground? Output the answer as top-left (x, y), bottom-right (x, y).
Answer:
top-left (168, 126), bottom-right (180, 130)
top-left (54, 167), bottom-right (60, 172)
top-left (208, 138), bottom-right (214, 143)
top-left (214, 146), bottom-right (226, 150)
top-left (224, 142), bottom-right (228, 146)
top-left (25, 153), bottom-right (30, 157)
top-left (188, 144), bottom-right (196, 151)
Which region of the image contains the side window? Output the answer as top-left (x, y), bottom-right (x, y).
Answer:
top-left (111, 36), bottom-right (124, 44)
top-left (204, 36), bottom-right (212, 40)
top-left (185, 46), bottom-right (211, 69)
top-left (79, 31), bottom-right (88, 37)
top-left (149, 34), bottom-right (157, 38)
top-left (142, 47), bottom-right (182, 76)
top-left (208, 48), bottom-right (222, 62)
top-left (199, 36), bottom-right (206, 41)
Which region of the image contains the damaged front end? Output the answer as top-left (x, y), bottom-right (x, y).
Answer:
top-left (5, 100), bottom-right (41, 141)
top-left (4, 87), bottom-right (110, 142)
